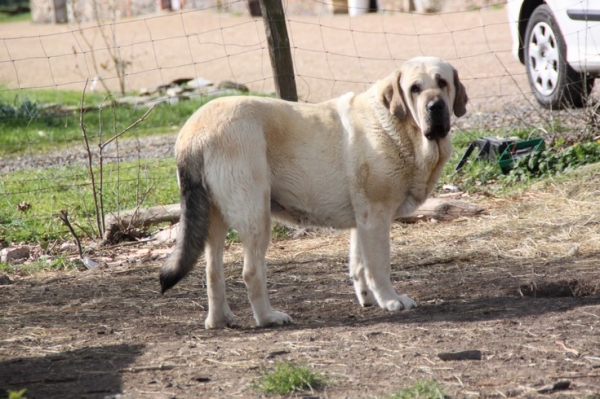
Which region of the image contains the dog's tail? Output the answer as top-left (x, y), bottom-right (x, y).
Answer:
top-left (160, 155), bottom-right (210, 294)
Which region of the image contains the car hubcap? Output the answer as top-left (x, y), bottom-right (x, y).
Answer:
top-left (528, 22), bottom-right (559, 96)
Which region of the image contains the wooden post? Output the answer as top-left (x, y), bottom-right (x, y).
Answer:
top-left (258, 0), bottom-right (298, 102)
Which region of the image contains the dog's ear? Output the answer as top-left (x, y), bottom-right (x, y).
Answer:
top-left (380, 70), bottom-right (407, 119)
top-left (453, 68), bottom-right (468, 117)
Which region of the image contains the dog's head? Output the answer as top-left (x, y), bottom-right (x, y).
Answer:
top-left (379, 57), bottom-right (468, 141)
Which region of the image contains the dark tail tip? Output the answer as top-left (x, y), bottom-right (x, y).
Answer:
top-left (159, 269), bottom-right (182, 294)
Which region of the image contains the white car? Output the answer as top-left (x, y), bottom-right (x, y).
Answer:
top-left (508, 0), bottom-right (600, 108)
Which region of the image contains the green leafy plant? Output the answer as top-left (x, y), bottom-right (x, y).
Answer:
top-left (255, 361), bottom-right (327, 395)
top-left (505, 140), bottom-right (600, 183)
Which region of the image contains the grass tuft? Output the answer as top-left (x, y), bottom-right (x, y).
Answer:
top-left (255, 361), bottom-right (327, 395)
top-left (7, 388), bottom-right (27, 399)
top-left (385, 380), bottom-right (447, 399)
top-left (0, 255), bottom-right (78, 276)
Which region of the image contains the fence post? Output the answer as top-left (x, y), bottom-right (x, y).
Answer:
top-left (258, 0), bottom-right (298, 102)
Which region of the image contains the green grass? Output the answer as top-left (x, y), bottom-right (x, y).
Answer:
top-left (0, 158), bottom-right (179, 244)
top-left (7, 389), bottom-right (27, 399)
top-left (0, 255), bottom-right (77, 275)
top-left (0, 88), bottom-right (248, 157)
top-left (255, 362), bottom-right (327, 395)
top-left (0, 11), bottom-right (30, 24)
top-left (385, 380), bottom-right (446, 399)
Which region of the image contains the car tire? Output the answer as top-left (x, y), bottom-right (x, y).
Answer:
top-left (524, 4), bottom-right (594, 109)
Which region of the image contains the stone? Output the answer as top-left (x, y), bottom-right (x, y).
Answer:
top-left (186, 78), bottom-right (214, 89)
top-left (0, 246), bottom-right (30, 263)
top-left (0, 274), bottom-right (13, 285)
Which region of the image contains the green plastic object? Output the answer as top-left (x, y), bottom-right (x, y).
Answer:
top-left (497, 138), bottom-right (545, 173)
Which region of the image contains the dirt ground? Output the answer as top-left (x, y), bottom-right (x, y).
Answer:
top-left (1, 5), bottom-right (600, 399)
top-left (2, 168), bottom-right (600, 398)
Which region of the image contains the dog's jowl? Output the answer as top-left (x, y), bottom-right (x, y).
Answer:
top-left (160, 56), bottom-right (468, 329)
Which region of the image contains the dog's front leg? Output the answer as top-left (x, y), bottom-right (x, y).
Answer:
top-left (355, 208), bottom-right (417, 311)
top-left (349, 228), bottom-right (377, 306)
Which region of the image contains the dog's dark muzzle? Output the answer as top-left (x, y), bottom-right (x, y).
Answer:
top-left (424, 99), bottom-right (450, 141)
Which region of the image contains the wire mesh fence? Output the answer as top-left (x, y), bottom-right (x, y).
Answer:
top-left (1, 0), bottom-right (599, 243)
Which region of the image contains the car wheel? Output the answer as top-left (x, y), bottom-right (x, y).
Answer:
top-left (524, 4), bottom-right (594, 109)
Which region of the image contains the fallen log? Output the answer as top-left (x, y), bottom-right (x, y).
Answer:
top-left (395, 198), bottom-right (484, 223)
top-left (104, 198), bottom-right (484, 242)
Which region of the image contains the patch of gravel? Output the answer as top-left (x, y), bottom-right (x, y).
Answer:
top-left (1, 133), bottom-right (177, 173)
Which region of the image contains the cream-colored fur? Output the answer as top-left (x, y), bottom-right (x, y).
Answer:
top-left (160, 56), bottom-right (468, 329)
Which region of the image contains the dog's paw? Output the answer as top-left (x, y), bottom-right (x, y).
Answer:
top-left (381, 295), bottom-right (418, 311)
top-left (398, 294), bottom-right (418, 310)
top-left (256, 311), bottom-right (293, 327)
top-left (205, 309), bottom-right (235, 329)
top-left (357, 289), bottom-right (377, 307)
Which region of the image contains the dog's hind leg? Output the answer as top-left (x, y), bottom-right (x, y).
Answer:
top-left (349, 228), bottom-right (377, 307)
top-left (236, 202), bottom-right (292, 328)
top-left (204, 205), bottom-right (235, 329)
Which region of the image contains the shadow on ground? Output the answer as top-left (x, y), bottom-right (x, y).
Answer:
top-left (0, 344), bottom-right (144, 399)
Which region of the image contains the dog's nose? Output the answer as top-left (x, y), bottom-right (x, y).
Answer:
top-left (427, 99), bottom-right (444, 113)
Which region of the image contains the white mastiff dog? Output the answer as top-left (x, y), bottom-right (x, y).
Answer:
top-left (161, 56), bottom-right (468, 329)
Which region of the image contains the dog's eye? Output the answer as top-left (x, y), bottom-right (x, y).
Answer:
top-left (410, 84), bottom-right (421, 94)
top-left (438, 79), bottom-right (448, 89)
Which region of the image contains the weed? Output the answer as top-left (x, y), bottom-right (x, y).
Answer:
top-left (0, 262), bottom-right (15, 274)
top-left (7, 389), bottom-right (27, 399)
top-left (226, 229), bottom-right (241, 244)
top-left (255, 361), bottom-right (327, 395)
top-left (272, 222), bottom-right (292, 240)
top-left (385, 380), bottom-right (446, 399)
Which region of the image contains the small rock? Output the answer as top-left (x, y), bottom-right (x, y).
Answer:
top-left (151, 224), bottom-right (179, 244)
top-left (442, 183), bottom-right (459, 192)
top-left (60, 242), bottom-right (76, 250)
top-left (166, 86), bottom-right (185, 97)
top-left (187, 77), bottom-right (213, 89)
top-left (538, 380), bottom-right (570, 394)
top-left (1, 246), bottom-right (30, 263)
top-left (82, 257), bottom-right (99, 270)
top-left (566, 243), bottom-right (580, 257)
top-left (438, 350), bottom-right (482, 361)
top-left (17, 201), bottom-right (31, 212)
top-left (0, 274), bottom-right (13, 285)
